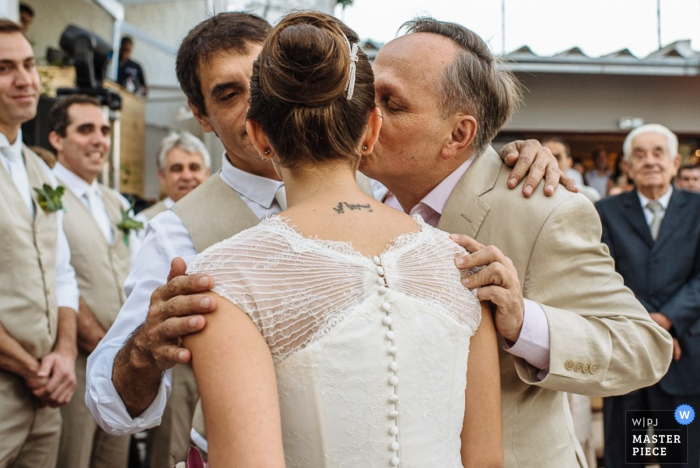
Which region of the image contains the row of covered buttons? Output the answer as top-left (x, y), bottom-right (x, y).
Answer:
top-left (374, 255), bottom-right (400, 467)
top-left (564, 359), bottom-right (598, 374)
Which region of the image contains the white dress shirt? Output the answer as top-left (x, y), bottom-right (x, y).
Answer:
top-left (86, 153), bottom-right (284, 435)
top-left (0, 131), bottom-right (79, 311)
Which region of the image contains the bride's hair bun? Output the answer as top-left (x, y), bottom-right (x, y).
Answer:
top-left (248, 11), bottom-right (375, 169)
top-left (259, 14), bottom-right (350, 107)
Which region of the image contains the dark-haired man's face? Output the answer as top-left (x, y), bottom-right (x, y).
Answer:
top-left (51, 103), bottom-right (111, 184)
top-left (0, 32), bottom-right (39, 141)
top-left (190, 44), bottom-right (278, 180)
top-left (362, 33), bottom-right (460, 203)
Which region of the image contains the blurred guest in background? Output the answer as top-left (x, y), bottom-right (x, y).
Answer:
top-left (118, 37), bottom-right (147, 97)
top-left (139, 131), bottom-right (210, 221)
top-left (585, 146), bottom-right (611, 197)
top-left (676, 163), bottom-right (700, 193)
top-left (596, 124), bottom-right (700, 468)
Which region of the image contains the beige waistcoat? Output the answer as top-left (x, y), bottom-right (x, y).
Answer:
top-left (0, 147), bottom-right (59, 359)
top-left (140, 199), bottom-right (169, 221)
top-left (58, 181), bottom-right (131, 331)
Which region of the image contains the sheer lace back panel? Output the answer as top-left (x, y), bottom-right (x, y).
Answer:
top-left (187, 215), bottom-right (482, 467)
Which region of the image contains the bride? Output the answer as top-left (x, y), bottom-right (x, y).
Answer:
top-left (184, 11), bottom-right (502, 468)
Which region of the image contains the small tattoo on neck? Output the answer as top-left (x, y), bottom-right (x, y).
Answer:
top-left (333, 202), bottom-right (374, 214)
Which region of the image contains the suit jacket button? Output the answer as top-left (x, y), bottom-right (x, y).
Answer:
top-left (590, 364), bottom-right (599, 374)
top-left (565, 359), bottom-right (575, 371)
top-left (574, 362), bottom-right (583, 372)
top-left (583, 363), bottom-right (591, 373)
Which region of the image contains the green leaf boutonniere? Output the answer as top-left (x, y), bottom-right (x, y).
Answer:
top-left (116, 203), bottom-right (144, 247)
top-left (34, 184), bottom-right (66, 213)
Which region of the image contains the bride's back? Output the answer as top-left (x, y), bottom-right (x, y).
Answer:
top-left (186, 12), bottom-right (495, 468)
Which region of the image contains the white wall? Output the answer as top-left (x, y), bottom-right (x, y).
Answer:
top-left (505, 72), bottom-right (700, 134)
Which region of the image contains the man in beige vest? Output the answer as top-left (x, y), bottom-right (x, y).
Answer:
top-left (139, 131), bottom-right (211, 221)
top-left (86, 11), bottom-right (571, 463)
top-left (48, 95), bottom-right (137, 468)
top-left (0, 20), bottom-right (79, 468)
top-left (138, 131), bottom-right (209, 468)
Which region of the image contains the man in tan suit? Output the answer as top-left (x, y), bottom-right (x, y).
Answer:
top-left (0, 20), bottom-right (79, 468)
top-left (139, 131), bottom-right (210, 221)
top-left (48, 95), bottom-right (135, 468)
top-left (362, 18), bottom-right (672, 467)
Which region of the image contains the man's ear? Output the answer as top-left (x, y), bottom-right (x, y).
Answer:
top-left (188, 100), bottom-right (213, 133)
top-left (361, 107), bottom-right (383, 154)
top-left (157, 169), bottom-right (166, 187)
top-left (48, 131), bottom-right (63, 154)
top-left (672, 154), bottom-right (682, 176)
top-left (245, 119), bottom-right (272, 159)
top-left (441, 114), bottom-right (477, 160)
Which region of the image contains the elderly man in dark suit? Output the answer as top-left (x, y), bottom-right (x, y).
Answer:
top-left (596, 123), bottom-right (700, 468)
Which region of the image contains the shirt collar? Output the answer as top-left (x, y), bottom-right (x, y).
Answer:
top-left (54, 162), bottom-right (100, 198)
top-left (218, 152), bottom-right (283, 209)
top-left (0, 129), bottom-right (25, 163)
top-left (385, 156), bottom-right (475, 216)
top-left (164, 197), bottom-right (175, 209)
top-left (637, 186), bottom-right (673, 210)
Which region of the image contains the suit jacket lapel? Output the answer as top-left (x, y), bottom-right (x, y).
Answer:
top-left (653, 189), bottom-right (686, 252)
top-left (438, 147), bottom-right (500, 237)
top-left (620, 191), bottom-right (655, 248)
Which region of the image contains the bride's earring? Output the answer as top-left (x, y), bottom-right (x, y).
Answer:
top-left (362, 145), bottom-right (368, 152)
top-left (259, 149), bottom-right (271, 161)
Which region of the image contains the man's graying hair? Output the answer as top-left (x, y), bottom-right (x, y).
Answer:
top-left (401, 18), bottom-right (522, 155)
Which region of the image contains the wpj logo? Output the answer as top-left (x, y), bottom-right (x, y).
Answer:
top-left (625, 407), bottom-right (693, 464)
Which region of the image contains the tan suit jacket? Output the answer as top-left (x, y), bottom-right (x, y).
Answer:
top-left (438, 147), bottom-right (673, 468)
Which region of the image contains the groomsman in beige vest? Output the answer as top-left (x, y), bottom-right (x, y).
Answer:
top-left (139, 131), bottom-right (209, 467)
top-left (48, 95), bottom-right (137, 468)
top-left (0, 20), bottom-right (79, 468)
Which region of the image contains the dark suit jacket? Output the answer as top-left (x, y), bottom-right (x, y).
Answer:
top-left (596, 189), bottom-right (700, 396)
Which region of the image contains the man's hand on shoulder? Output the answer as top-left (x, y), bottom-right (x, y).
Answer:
top-left (500, 139), bottom-right (579, 197)
top-left (451, 234), bottom-right (524, 342)
top-left (113, 257), bottom-right (216, 417)
top-left (132, 257), bottom-right (216, 370)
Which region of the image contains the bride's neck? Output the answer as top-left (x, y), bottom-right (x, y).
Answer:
top-left (279, 161), bottom-right (363, 208)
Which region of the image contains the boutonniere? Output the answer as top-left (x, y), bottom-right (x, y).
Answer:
top-left (34, 184), bottom-right (66, 213)
top-left (116, 203), bottom-right (144, 246)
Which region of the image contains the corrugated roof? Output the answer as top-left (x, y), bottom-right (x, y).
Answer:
top-left (502, 40), bottom-right (700, 76)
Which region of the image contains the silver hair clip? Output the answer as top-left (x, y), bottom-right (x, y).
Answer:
top-left (344, 36), bottom-right (359, 100)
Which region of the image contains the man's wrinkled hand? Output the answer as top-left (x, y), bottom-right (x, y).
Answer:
top-left (500, 139), bottom-right (578, 197)
top-left (450, 234), bottom-right (524, 342)
top-left (132, 257), bottom-right (217, 371)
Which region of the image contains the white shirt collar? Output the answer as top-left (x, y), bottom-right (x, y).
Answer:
top-left (218, 152), bottom-right (283, 209)
top-left (637, 186), bottom-right (673, 211)
top-left (164, 197), bottom-right (175, 209)
top-left (0, 129), bottom-right (25, 163)
top-left (54, 162), bottom-right (101, 199)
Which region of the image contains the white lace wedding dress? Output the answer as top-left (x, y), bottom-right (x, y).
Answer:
top-left (187, 215), bottom-right (482, 468)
